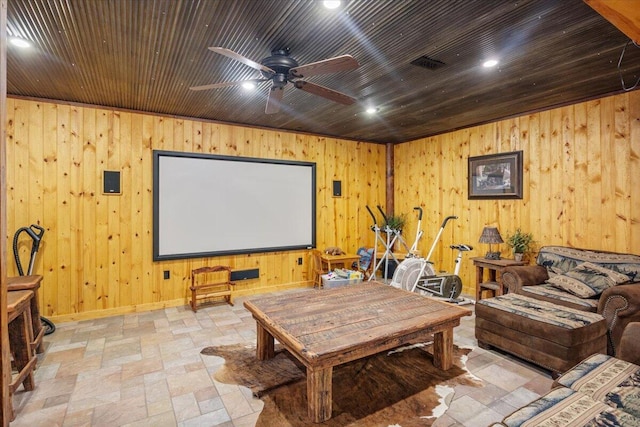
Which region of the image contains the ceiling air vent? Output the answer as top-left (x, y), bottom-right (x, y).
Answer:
top-left (410, 55), bottom-right (445, 70)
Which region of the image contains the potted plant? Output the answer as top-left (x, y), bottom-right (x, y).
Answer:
top-left (383, 212), bottom-right (407, 231)
top-left (506, 228), bottom-right (534, 261)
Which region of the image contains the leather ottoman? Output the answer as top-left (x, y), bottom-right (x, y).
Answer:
top-left (475, 293), bottom-right (607, 376)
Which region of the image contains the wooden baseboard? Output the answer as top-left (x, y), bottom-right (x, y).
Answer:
top-left (48, 281), bottom-right (314, 323)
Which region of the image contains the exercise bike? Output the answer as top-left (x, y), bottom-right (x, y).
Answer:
top-left (414, 243), bottom-right (473, 301)
top-left (390, 215), bottom-right (473, 302)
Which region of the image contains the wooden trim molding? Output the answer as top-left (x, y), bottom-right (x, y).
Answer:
top-left (1, 0), bottom-right (11, 424)
top-left (585, 0), bottom-right (640, 42)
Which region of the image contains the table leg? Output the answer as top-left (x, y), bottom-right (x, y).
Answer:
top-left (307, 366), bottom-right (333, 423)
top-left (475, 265), bottom-right (483, 301)
top-left (496, 280), bottom-right (504, 296)
top-left (8, 310), bottom-right (36, 392)
top-left (433, 328), bottom-right (454, 370)
top-left (256, 322), bottom-right (275, 360)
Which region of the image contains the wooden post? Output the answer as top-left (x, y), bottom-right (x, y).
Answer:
top-left (385, 142), bottom-right (394, 214)
top-left (1, 1), bottom-right (11, 424)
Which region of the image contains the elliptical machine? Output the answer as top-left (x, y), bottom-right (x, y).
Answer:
top-left (13, 224), bottom-right (55, 335)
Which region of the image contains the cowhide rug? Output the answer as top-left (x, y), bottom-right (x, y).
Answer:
top-left (201, 341), bottom-right (482, 426)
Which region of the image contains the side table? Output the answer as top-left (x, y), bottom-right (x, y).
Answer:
top-left (320, 253), bottom-right (361, 271)
top-left (472, 257), bottom-right (527, 301)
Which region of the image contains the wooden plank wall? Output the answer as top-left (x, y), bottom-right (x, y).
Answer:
top-left (6, 89), bottom-right (640, 317)
top-left (394, 90), bottom-right (640, 296)
top-left (5, 98), bottom-right (386, 320)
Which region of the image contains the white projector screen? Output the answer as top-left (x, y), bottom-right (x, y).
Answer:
top-left (153, 150), bottom-right (316, 261)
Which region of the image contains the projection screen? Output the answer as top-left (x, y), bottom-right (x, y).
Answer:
top-left (153, 150), bottom-right (316, 261)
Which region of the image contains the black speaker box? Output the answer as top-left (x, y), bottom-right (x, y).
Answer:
top-left (103, 170), bottom-right (121, 194)
top-left (332, 180), bottom-right (342, 197)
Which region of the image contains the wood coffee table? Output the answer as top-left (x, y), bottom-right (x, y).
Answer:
top-left (243, 281), bottom-right (471, 423)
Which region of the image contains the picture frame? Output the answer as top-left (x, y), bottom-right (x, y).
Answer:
top-left (468, 150), bottom-right (523, 199)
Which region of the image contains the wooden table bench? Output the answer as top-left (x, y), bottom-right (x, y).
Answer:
top-left (7, 290), bottom-right (38, 421)
top-left (244, 281), bottom-right (471, 423)
top-left (8, 275), bottom-right (45, 354)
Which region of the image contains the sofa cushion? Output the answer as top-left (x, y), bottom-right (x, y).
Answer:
top-left (547, 262), bottom-right (630, 298)
top-left (554, 353), bottom-right (640, 419)
top-left (537, 246), bottom-right (640, 282)
top-left (500, 386), bottom-right (640, 427)
top-left (521, 284), bottom-right (599, 312)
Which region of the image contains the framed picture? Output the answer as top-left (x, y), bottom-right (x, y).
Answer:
top-left (468, 150), bottom-right (523, 199)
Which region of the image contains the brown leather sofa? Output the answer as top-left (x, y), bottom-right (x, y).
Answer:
top-left (502, 246), bottom-right (640, 356)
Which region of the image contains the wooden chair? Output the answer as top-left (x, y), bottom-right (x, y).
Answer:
top-left (190, 266), bottom-right (235, 312)
top-left (311, 249), bottom-right (328, 288)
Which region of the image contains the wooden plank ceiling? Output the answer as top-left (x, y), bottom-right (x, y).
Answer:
top-left (6, 0), bottom-right (640, 144)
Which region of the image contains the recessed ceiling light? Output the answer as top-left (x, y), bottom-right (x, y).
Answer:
top-left (241, 82), bottom-right (256, 90)
top-left (483, 59), bottom-right (498, 68)
top-left (366, 107), bottom-right (378, 114)
top-left (10, 37), bottom-right (32, 49)
top-left (323, 1), bottom-right (341, 10)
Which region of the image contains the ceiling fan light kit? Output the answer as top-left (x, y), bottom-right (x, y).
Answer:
top-left (190, 47), bottom-right (359, 114)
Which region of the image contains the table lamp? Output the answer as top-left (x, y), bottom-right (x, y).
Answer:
top-left (479, 226), bottom-right (503, 260)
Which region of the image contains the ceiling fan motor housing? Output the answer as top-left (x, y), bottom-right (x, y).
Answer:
top-left (272, 74), bottom-right (288, 88)
top-left (261, 50), bottom-right (299, 80)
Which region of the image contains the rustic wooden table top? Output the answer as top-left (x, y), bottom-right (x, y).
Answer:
top-left (244, 281), bottom-right (471, 369)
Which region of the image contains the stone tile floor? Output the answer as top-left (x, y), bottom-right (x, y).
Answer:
top-left (10, 291), bottom-right (554, 426)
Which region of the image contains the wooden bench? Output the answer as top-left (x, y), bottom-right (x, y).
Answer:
top-left (189, 266), bottom-right (235, 312)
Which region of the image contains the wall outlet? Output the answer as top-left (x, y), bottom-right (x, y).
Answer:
top-left (163, 270), bottom-right (170, 280)
top-left (297, 257), bottom-right (303, 265)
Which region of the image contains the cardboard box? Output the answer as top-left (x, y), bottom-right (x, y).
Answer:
top-left (321, 274), bottom-right (363, 288)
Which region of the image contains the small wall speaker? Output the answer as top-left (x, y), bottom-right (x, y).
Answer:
top-left (332, 180), bottom-right (342, 197)
top-left (103, 170), bottom-right (121, 194)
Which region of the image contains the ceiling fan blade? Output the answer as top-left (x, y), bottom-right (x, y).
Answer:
top-left (294, 81), bottom-right (356, 105)
top-left (289, 55), bottom-right (359, 78)
top-left (190, 78), bottom-right (267, 91)
top-left (265, 85), bottom-right (285, 114)
top-left (208, 47), bottom-right (275, 74)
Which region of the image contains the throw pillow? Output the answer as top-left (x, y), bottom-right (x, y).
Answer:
top-left (547, 262), bottom-right (630, 298)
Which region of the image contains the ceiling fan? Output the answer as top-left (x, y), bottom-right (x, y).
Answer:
top-left (190, 47), bottom-right (360, 114)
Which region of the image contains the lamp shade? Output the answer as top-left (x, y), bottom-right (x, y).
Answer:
top-left (479, 226), bottom-right (504, 244)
